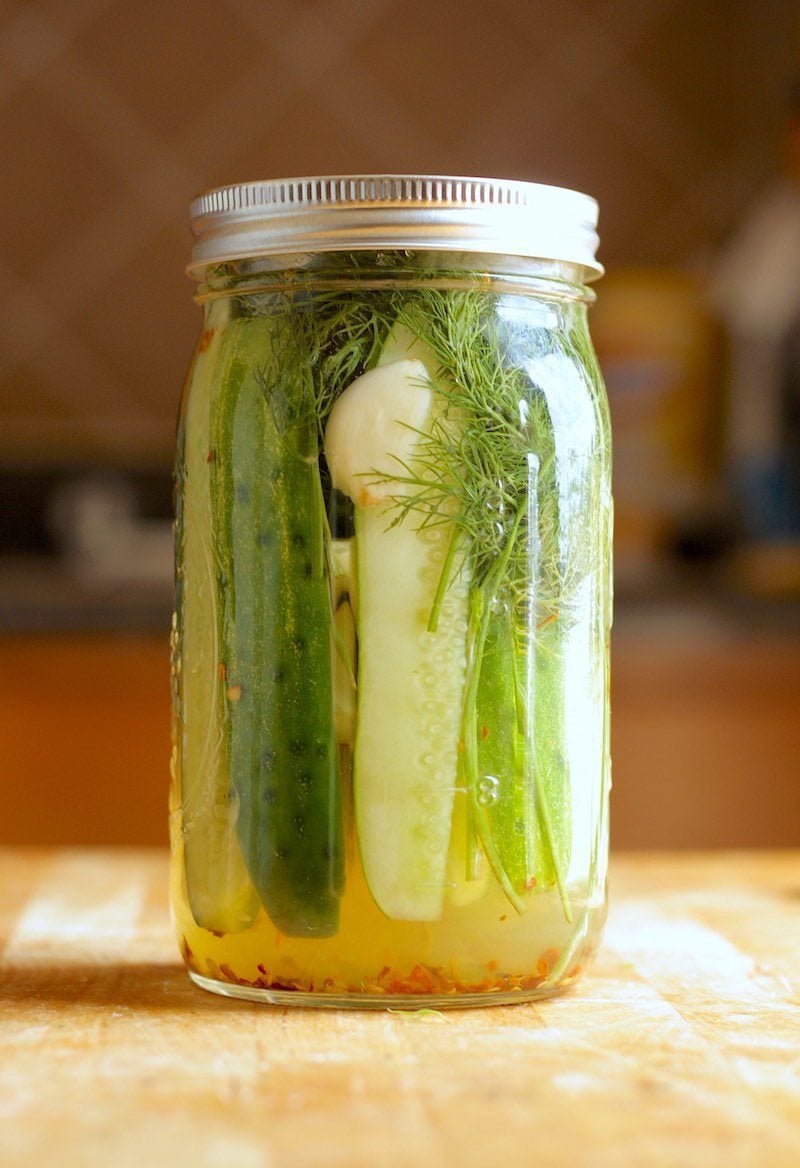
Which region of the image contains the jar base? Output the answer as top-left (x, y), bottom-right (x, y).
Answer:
top-left (188, 969), bottom-right (574, 1010)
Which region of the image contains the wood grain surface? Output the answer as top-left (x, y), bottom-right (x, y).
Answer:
top-left (1, 849), bottom-right (798, 1168)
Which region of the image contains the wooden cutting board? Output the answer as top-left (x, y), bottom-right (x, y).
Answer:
top-left (1, 849), bottom-right (798, 1167)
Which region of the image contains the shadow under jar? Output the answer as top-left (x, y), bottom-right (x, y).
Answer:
top-left (170, 175), bottom-right (612, 1007)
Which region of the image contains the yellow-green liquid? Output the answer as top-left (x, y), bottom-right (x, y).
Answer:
top-left (171, 783), bottom-right (606, 1005)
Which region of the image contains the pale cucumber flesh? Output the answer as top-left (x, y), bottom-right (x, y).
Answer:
top-left (353, 506), bottom-right (468, 920)
top-left (329, 324), bottom-right (472, 921)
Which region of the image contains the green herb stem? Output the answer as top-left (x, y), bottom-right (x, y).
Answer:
top-left (427, 525), bottom-right (461, 633)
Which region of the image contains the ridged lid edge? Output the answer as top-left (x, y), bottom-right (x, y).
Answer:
top-left (188, 174), bottom-right (602, 277)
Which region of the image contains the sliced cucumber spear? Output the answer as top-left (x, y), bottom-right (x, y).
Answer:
top-left (176, 300), bottom-right (260, 935)
top-left (210, 312), bottom-right (343, 938)
top-left (324, 332), bottom-right (468, 921)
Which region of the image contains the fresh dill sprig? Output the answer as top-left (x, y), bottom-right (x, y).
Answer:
top-left (386, 289), bottom-right (570, 624)
top-left (243, 281), bottom-right (397, 443)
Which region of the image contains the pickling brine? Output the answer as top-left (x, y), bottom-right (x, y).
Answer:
top-left (171, 177), bottom-right (612, 1006)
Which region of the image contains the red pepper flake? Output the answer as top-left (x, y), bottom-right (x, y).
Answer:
top-left (217, 662), bottom-right (227, 682)
top-left (271, 979), bottom-right (302, 992)
top-left (198, 328), bottom-right (215, 353)
top-left (499, 915), bottom-right (508, 922)
top-left (536, 949), bottom-right (560, 979)
top-left (206, 448), bottom-right (216, 463)
top-left (408, 964), bottom-right (436, 991)
top-left (197, 955), bottom-right (562, 999)
top-left (226, 683), bottom-right (243, 703)
top-left (480, 725), bottom-right (490, 741)
top-left (525, 875), bottom-right (538, 891)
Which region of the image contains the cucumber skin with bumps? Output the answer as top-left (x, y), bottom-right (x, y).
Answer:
top-left (210, 312), bottom-right (343, 938)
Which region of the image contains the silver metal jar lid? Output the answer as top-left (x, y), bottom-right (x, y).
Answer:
top-left (188, 174), bottom-right (602, 278)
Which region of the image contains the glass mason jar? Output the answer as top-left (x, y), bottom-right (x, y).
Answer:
top-left (170, 176), bottom-right (612, 1007)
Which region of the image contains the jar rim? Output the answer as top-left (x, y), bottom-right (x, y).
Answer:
top-left (188, 174), bottom-right (603, 280)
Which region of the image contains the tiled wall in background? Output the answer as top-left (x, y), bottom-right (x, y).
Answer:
top-left (0, 0), bottom-right (797, 468)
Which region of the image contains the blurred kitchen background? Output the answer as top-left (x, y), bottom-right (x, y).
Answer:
top-left (1, 0), bottom-right (799, 849)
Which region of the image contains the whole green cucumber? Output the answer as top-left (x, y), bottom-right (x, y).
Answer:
top-left (211, 311), bottom-right (343, 937)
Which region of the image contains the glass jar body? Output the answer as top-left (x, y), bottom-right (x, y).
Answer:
top-left (170, 251), bottom-right (612, 1007)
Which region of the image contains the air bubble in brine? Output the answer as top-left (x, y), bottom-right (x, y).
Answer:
top-left (477, 775), bottom-right (500, 806)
